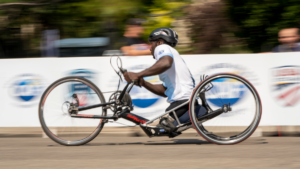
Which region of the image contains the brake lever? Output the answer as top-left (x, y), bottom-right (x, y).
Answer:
top-left (120, 68), bottom-right (127, 74)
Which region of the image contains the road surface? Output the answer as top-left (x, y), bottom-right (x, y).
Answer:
top-left (0, 136), bottom-right (299, 169)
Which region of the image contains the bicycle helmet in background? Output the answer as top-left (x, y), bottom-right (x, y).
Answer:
top-left (148, 27), bottom-right (179, 47)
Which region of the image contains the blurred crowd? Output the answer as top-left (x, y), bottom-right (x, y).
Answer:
top-left (39, 21), bottom-right (300, 57)
top-left (272, 28), bottom-right (300, 52)
top-left (1, 0), bottom-right (300, 58)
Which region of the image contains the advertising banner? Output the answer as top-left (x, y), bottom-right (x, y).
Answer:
top-left (1, 53), bottom-right (300, 127)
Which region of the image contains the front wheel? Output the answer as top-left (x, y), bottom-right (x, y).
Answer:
top-left (189, 73), bottom-right (262, 145)
top-left (39, 76), bottom-right (107, 146)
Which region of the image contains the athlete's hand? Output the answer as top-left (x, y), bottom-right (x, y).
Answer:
top-left (123, 72), bottom-right (140, 83)
top-left (136, 77), bottom-right (145, 87)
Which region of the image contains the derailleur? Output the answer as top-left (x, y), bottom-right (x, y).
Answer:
top-left (68, 94), bottom-right (79, 116)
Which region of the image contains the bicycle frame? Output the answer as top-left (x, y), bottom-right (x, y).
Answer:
top-left (71, 81), bottom-right (187, 125)
top-left (70, 80), bottom-right (228, 137)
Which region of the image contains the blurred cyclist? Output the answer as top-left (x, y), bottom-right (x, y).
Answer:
top-left (123, 27), bottom-right (197, 134)
top-left (120, 18), bottom-right (151, 56)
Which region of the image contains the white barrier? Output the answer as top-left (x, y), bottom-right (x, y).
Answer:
top-left (1, 53), bottom-right (300, 127)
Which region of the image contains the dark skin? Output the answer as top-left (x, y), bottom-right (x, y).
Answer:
top-left (123, 39), bottom-right (173, 97)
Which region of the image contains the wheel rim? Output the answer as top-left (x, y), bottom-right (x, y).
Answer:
top-left (190, 74), bottom-right (261, 144)
top-left (40, 77), bottom-right (106, 145)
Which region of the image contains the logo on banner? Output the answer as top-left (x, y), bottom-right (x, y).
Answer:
top-left (207, 78), bottom-right (247, 107)
top-left (67, 69), bottom-right (97, 106)
top-left (7, 74), bottom-right (45, 107)
top-left (197, 63), bottom-right (257, 107)
top-left (119, 65), bottom-right (164, 108)
top-left (271, 65), bottom-right (300, 106)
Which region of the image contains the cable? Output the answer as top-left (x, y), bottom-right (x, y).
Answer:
top-left (109, 56), bottom-right (124, 92)
top-left (117, 78), bottom-right (121, 91)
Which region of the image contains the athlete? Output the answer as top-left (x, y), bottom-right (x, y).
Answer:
top-left (123, 27), bottom-right (198, 131)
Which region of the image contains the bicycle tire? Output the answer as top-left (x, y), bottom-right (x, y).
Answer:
top-left (189, 73), bottom-right (262, 145)
top-left (39, 76), bottom-right (107, 146)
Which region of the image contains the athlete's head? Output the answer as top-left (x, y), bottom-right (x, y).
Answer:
top-left (148, 27), bottom-right (178, 58)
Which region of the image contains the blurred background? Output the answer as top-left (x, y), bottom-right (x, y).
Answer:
top-left (1, 2), bottom-right (300, 167)
top-left (1, 0), bottom-right (300, 138)
top-left (1, 0), bottom-right (300, 58)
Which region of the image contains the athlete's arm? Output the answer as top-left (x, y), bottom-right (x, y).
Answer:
top-left (139, 78), bottom-right (167, 97)
top-left (124, 55), bottom-right (173, 81)
top-left (123, 55), bottom-right (172, 97)
top-left (138, 55), bottom-right (173, 77)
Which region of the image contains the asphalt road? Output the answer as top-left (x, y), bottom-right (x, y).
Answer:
top-left (0, 136), bottom-right (299, 169)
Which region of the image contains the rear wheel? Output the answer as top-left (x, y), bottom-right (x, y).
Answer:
top-left (189, 73), bottom-right (262, 145)
top-left (39, 76), bottom-right (106, 146)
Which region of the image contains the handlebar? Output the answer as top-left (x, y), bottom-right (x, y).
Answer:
top-left (119, 67), bottom-right (140, 85)
top-left (119, 68), bottom-right (136, 84)
top-left (110, 56), bottom-right (139, 85)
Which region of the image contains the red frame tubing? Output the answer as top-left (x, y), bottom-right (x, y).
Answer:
top-left (188, 73), bottom-right (262, 145)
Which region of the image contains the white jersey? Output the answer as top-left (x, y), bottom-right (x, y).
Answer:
top-left (154, 44), bottom-right (195, 103)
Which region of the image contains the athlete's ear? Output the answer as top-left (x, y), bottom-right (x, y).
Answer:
top-left (159, 39), bottom-right (164, 45)
top-left (156, 39), bottom-right (162, 46)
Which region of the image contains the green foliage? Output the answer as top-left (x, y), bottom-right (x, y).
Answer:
top-left (141, 1), bottom-right (188, 41)
top-left (0, 0), bottom-right (190, 57)
top-left (227, 0), bottom-right (300, 52)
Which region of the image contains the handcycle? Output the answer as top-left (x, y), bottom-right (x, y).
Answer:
top-left (38, 57), bottom-right (262, 146)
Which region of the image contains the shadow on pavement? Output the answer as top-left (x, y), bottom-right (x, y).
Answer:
top-left (46, 138), bottom-right (272, 147)
top-left (145, 139), bottom-right (211, 145)
top-left (78, 139), bottom-right (212, 146)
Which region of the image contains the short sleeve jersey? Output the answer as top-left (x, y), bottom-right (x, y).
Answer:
top-left (154, 44), bottom-right (195, 103)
